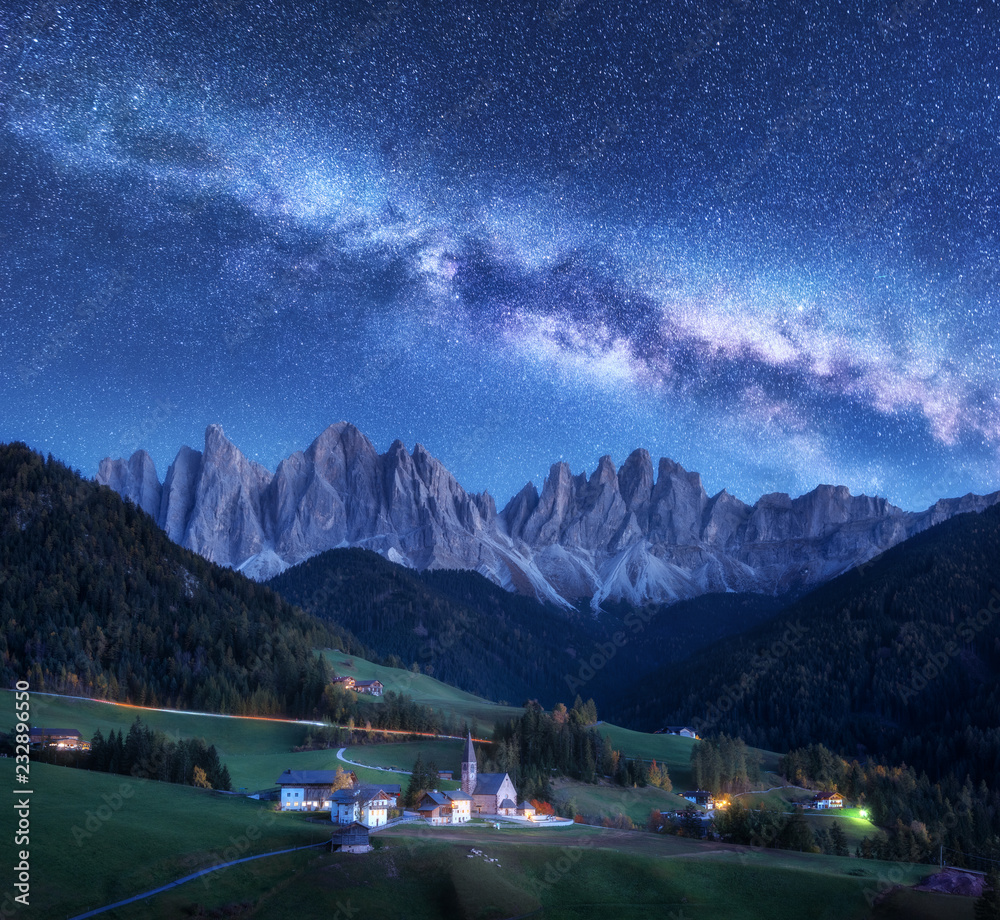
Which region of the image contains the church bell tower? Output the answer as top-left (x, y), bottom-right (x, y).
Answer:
top-left (461, 731), bottom-right (477, 795)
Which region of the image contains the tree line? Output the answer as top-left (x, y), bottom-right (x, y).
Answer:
top-left (482, 697), bottom-right (670, 802)
top-left (780, 741), bottom-right (1000, 866)
top-left (0, 443), bottom-right (355, 717)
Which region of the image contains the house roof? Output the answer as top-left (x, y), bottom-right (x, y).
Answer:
top-left (814, 792), bottom-right (843, 800)
top-left (330, 822), bottom-right (370, 841)
top-left (419, 792), bottom-right (451, 808)
top-left (354, 679), bottom-right (382, 687)
top-left (276, 770), bottom-right (343, 786)
top-left (332, 784), bottom-right (391, 805)
top-left (446, 791), bottom-right (473, 802)
top-left (499, 798), bottom-right (516, 809)
top-left (473, 773), bottom-right (510, 796)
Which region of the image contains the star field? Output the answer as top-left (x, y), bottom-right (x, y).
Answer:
top-left (2, 0), bottom-right (999, 509)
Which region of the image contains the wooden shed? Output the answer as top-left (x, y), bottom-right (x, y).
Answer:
top-left (330, 821), bottom-right (371, 853)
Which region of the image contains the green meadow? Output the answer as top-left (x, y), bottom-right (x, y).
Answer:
top-left (0, 761), bottom-right (326, 919)
top-left (341, 738), bottom-right (469, 772)
top-left (6, 690), bottom-right (308, 756)
top-left (321, 650), bottom-right (525, 731)
top-left (2, 690), bottom-right (970, 920)
top-left (31, 807), bottom-right (967, 920)
top-left (549, 776), bottom-right (691, 824)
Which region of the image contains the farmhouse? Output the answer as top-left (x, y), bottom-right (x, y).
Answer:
top-left (332, 784), bottom-right (394, 827)
top-left (275, 769), bottom-right (355, 811)
top-left (29, 728), bottom-right (89, 751)
top-left (812, 792), bottom-right (844, 809)
top-left (377, 783), bottom-right (403, 807)
top-left (354, 679), bottom-right (384, 696)
top-left (658, 726), bottom-right (699, 739)
top-left (680, 791), bottom-right (715, 810)
top-left (331, 676), bottom-right (356, 690)
top-left (461, 732), bottom-right (518, 815)
top-left (417, 790), bottom-right (473, 825)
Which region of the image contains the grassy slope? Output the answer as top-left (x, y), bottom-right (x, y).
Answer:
top-left (10, 659), bottom-right (784, 800)
top-left (322, 650), bottom-right (524, 731)
top-left (551, 776), bottom-right (691, 823)
top-left (8, 690), bottom-right (307, 754)
top-left (89, 822), bottom-right (964, 920)
top-left (8, 720), bottom-right (965, 920)
top-left (0, 761), bottom-right (329, 919)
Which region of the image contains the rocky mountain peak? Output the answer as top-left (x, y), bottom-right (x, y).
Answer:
top-left (97, 450), bottom-right (161, 520)
top-left (618, 448), bottom-right (654, 510)
top-left (96, 423), bottom-right (1000, 609)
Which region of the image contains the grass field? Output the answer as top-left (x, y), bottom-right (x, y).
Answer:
top-left (341, 739), bottom-right (467, 773)
top-left (550, 776), bottom-right (691, 824)
top-left (3, 689), bottom-right (310, 755)
top-left (734, 786), bottom-right (818, 809)
top-left (322, 650), bottom-right (525, 731)
top-left (0, 761), bottom-right (328, 919)
top-left (4, 758), bottom-right (966, 920)
top-left (10, 664), bottom-right (783, 796)
top-left (226, 748), bottom-right (397, 791)
top-left (90, 821), bottom-right (966, 920)
top-left (803, 809), bottom-right (878, 850)
top-left (591, 723), bottom-right (702, 788)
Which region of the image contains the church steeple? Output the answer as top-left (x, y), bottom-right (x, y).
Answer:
top-left (461, 731), bottom-right (477, 795)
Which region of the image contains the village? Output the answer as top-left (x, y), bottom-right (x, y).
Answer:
top-left (268, 726), bottom-right (848, 854)
top-left (274, 732), bottom-right (572, 852)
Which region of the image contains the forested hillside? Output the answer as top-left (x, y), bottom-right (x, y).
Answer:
top-left (612, 503), bottom-right (1000, 788)
top-left (268, 548), bottom-right (602, 706)
top-left (0, 443), bottom-right (358, 715)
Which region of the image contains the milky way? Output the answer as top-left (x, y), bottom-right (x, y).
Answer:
top-left (2, 0), bottom-right (999, 509)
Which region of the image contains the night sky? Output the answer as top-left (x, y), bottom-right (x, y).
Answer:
top-left (2, 0), bottom-right (999, 510)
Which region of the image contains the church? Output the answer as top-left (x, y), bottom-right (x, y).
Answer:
top-left (461, 732), bottom-right (518, 816)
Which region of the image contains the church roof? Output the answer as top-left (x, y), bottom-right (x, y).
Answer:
top-left (463, 731), bottom-right (476, 767)
top-left (473, 773), bottom-right (511, 796)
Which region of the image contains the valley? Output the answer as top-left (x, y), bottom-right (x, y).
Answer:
top-left (1, 673), bottom-right (971, 920)
top-left (2, 441), bottom-right (998, 918)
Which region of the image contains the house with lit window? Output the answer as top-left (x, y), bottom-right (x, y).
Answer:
top-left (812, 792), bottom-right (844, 809)
top-left (353, 679), bottom-right (384, 697)
top-left (275, 769), bottom-right (355, 811)
top-left (417, 790), bottom-right (473, 825)
top-left (29, 728), bottom-right (89, 751)
top-left (680, 791), bottom-right (715, 810)
top-left (331, 785), bottom-right (394, 827)
top-left (658, 726), bottom-right (699, 739)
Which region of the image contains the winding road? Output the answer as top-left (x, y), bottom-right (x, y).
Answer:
top-left (337, 746), bottom-right (413, 775)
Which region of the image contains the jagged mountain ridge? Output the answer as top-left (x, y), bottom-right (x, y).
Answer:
top-left (97, 422), bottom-right (1000, 608)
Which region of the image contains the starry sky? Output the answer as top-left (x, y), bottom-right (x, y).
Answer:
top-left (2, 0), bottom-right (999, 510)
